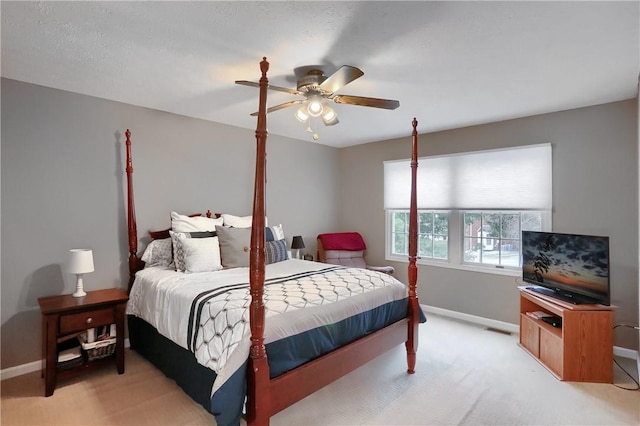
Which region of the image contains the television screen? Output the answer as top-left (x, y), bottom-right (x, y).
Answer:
top-left (521, 231), bottom-right (610, 305)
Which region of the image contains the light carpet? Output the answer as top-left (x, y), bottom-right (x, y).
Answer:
top-left (2, 314), bottom-right (638, 425)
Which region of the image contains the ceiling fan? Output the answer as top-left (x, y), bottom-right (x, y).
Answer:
top-left (236, 65), bottom-right (400, 135)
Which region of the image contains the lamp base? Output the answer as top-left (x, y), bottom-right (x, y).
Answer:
top-left (73, 275), bottom-right (86, 298)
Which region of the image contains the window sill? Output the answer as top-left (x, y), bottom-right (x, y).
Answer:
top-left (387, 256), bottom-right (520, 277)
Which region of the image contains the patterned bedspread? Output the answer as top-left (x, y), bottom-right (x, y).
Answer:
top-left (127, 258), bottom-right (411, 425)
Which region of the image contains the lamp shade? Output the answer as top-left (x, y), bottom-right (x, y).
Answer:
top-left (291, 236), bottom-right (305, 250)
top-left (295, 106), bottom-right (309, 123)
top-left (67, 249), bottom-right (94, 274)
top-left (321, 106), bottom-right (339, 126)
top-left (306, 96), bottom-right (324, 117)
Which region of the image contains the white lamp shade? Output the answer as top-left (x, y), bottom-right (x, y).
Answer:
top-left (67, 249), bottom-right (94, 274)
top-left (321, 106), bottom-right (339, 126)
top-left (306, 96), bottom-right (324, 117)
top-left (295, 106), bottom-right (309, 122)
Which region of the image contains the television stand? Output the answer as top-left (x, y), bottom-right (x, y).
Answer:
top-left (518, 286), bottom-right (614, 383)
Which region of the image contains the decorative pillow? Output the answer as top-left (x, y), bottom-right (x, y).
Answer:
top-left (221, 214), bottom-right (268, 228)
top-left (221, 214), bottom-right (253, 228)
top-left (170, 230), bottom-right (217, 271)
top-left (182, 237), bottom-right (222, 273)
top-left (216, 225), bottom-right (251, 269)
top-left (171, 211), bottom-right (223, 233)
top-left (265, 239), bottom-right (288, 264)
top-left (265, 224), bottom-right (285, 242)
top-left (141, 238), bottom-right (173, 267)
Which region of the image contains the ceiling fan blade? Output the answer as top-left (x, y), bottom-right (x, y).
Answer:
top-left (249, 100), bottom-right (305, 116)
top-left (235, 80), bottom-right (302, 96)
top-left (332, 94), bottom-right (400, 110)
top-left (318, 65), bottom-right (364, 93)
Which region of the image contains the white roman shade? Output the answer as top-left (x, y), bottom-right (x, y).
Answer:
top-left (384, 143), bottom-right (552, 210)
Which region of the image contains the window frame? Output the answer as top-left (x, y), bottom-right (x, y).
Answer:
top-left (386, 209), bottom-right (551, 276)
top-left (387, 210), bottom-right (450, 263)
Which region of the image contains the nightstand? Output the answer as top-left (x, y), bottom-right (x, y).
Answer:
top-left (38, 288), bottom-right (129, 396)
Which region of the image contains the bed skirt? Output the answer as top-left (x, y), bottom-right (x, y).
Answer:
top-left (127, 315), bottom-right (218, 409)
top-left (128, 298), bottom-right (425, 426)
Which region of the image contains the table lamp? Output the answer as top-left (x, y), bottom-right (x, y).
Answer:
top-left (291, 236), bottom-right (305, 259)
top-left (67, 249), bottom-right (94, 297)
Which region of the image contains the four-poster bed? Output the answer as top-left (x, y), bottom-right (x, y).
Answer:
top-left (124, 57), bottom-right (422, 426)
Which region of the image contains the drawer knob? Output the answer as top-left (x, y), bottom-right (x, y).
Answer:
top-left (86, 317), bottom-right (93, 324)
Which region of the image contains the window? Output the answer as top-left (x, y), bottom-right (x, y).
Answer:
top-left (390, 210), bottom-right (449, 260)
top-left (462, 211), bottom-right (544, 268)
top-left (384, 144), bottom-right (552, 274)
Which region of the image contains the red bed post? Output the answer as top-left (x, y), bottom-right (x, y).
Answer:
top-left (246, 57), bottom-right (270, 426)
top-left (406, 118), bottom-right (420, 373)
top-left (125, 129), bottom-right (140, 294)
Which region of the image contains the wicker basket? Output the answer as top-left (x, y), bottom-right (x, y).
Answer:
top-left (79, 335), bottom-right (116, 361)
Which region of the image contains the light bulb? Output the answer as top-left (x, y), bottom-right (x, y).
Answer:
top-left (295, 106), bottom-right (309, 123)
top-left (321, 106), bottom-right (339, 126)
top-left (306, 96), bottom-right (324, 117)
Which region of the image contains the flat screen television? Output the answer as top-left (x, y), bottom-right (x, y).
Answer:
top-left (521, 231), bottom-right (610, 305)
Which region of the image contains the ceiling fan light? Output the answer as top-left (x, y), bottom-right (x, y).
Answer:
top-left (321, 106), bottom-right (339, 126)
top-left (295, 106), bottom-right (309, 122)
top-left (307, 96), bottom-right (324, 117)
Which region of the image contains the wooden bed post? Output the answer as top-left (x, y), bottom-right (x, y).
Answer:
top-left (406, 118), bottom-right (420, 373)
top-left (125, 129), bottom-right (140, 294)
top-left (246, 57), bottom-right (270, 426)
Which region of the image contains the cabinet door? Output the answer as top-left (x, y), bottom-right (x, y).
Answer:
top-left (540, 328), bottom-right (563, 377)
top-left (520, 315), bottom-right (540, 357)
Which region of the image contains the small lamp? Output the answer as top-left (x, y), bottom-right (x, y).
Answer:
top-left (291, 236), bottom-right (305, 259)
top-left (67, 249), bottom-right (94, 298)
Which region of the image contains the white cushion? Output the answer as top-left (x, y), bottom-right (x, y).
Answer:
top-left (266, 224), bottom-right (285, 241)
top-left (182, 237), bottom-right (222, 273)
top-left (221, 214), bottom-right (268, 228)
top-left (171, 211), bottom-right (223, 232)
top-left (141, 238), bottom-right (173, 267)
top-left (170, 230), bottom-right (216, 271)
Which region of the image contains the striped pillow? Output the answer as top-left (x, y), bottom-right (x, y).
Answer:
top-left (265, 239), bottom-right (288, 264)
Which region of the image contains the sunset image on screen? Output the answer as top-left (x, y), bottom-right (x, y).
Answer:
top-left (522, 232), bottom-right (609, 294)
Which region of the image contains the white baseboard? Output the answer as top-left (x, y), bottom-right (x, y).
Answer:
top-left (3, 315), bottom-right (638, 381)
top-left (421, 304), bottom-right (639, 361)
top-left (421, 304), bottom-right (520, 334)
top-left (614, 346), bottom-right (639, 360)
top-left (1, 338), bottom-right (131, 381)
top-left (0, 360), bottom-right (42, 381)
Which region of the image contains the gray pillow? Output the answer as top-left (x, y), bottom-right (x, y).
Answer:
top-left (216, 226), bottom-right (251, 268)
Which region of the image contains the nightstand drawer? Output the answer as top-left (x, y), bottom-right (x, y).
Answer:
top-left (59, 308), bottom-right (115, 334)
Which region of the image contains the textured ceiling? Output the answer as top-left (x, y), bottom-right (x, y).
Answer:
top-left (2, 1), bottom-right (639, 148)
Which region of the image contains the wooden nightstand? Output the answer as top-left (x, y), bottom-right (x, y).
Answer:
top-left (38, 288), bottom-right (129, 396)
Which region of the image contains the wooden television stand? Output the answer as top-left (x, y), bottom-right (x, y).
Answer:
top-left (518, 286), bottom-right (614, 383)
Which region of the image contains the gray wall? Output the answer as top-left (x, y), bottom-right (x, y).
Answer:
top-left (339, 100), bottom-right (639, 351)
top-left (2, 77), bottom-right (637, 371)
top-left (1, 78), bottom-right (340, 369)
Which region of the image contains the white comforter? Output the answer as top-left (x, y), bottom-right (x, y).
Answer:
top-left (126, 258), bottom-right (408, 394)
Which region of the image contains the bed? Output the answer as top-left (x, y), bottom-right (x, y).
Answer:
top-left (124, 57), bottom-right (422, 426)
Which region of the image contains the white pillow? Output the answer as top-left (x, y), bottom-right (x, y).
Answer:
top-left (170, 230), bottom-right (216, 272)
top-left (267, 224), bottom-right (285, 241)
top-left (182, 237), bottom-right (222, 273)
top-left (171, 211), bottom-right (223, 232)
top-left (141, 238), bottom-right (173, 267)
top-left (221, 214), bottom-right (268, 228)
